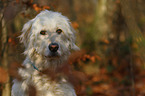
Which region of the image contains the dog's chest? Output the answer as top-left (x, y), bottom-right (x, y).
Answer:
top-left (31, 71), bottom-right (69, 96)
top-left (18, 65), bottom-right (76, 96)
top-left (32, 73), bottom-right (51, 90)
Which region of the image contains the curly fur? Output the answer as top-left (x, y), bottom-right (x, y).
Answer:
top-left (11, 10), bottom-right (79, 96)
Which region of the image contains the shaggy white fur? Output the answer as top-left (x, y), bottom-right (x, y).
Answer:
top-left (11, 10), bottom-right (79, 96)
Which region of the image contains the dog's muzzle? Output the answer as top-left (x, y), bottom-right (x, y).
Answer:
top-left (49, 43), bottom-right (59, 52)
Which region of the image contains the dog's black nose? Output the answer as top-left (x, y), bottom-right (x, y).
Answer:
top-left (49, 43), bottom-right (59, 52)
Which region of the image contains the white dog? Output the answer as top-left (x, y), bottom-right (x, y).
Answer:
top-left (11, 10), bottom-right (79, 96)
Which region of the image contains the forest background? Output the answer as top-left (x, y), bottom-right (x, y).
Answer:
top-left (0, 0), bottom-right (145, 96)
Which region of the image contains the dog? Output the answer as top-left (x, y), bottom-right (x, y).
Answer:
top-left (11, 10), bottom-right (79, 96)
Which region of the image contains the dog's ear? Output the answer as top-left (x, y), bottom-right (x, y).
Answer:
top-left (71, 43), bottom-right (80, 51)
top-left (69, 25), bottom-right (80, 51)
top-left (19, 19), bottom-right (33, 47)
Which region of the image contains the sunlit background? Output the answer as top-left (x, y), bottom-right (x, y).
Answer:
top-left (1, 0), bottom-right (145, 96)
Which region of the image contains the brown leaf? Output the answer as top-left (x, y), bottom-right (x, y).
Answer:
top-left (71, 22), bottom-right (79, 29)
top-left (33, 4), bottom-right (41, 12)
top-left (42, 5), bottom-right (50, 10)
top-left (0, 67), bottom-right (8, 83)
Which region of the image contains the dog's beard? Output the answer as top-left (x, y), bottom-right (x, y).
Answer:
top-left (44, 51), bottom-right (70, 61)
top-left (45, 52), bottom-right (60, 59)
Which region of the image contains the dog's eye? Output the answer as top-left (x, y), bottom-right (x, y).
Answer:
top-left (56, 29), bottom-right (62, 34)
top-left (40, 31), bottom-right (46, 35)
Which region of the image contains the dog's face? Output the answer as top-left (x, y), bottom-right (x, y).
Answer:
top-left (20, 10), bottom-right (79, 60)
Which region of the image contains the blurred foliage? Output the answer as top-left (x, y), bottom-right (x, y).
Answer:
top-left (1, 0), bottom-right (145, 96)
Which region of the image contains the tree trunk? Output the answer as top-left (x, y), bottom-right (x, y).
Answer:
top-left (120, 0), bottom-right (145, 59)
top-left (1, 14), bottom-right (10, 96)
top-left (94, 0), bottom-right (108, 41)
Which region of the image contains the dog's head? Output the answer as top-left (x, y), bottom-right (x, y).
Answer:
top-left (20, 10), bottom-right (79, 60)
